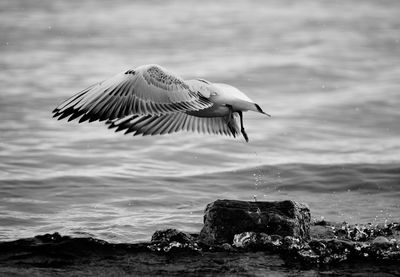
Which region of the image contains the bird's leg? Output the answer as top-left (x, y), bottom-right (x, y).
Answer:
top-left (238, 111), bottom-right (249, 142)
top-left (225, 105), bottom-right (237, 137)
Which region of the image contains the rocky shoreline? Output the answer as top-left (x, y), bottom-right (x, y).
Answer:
top-left (0, 199), bottom-right (399, 275)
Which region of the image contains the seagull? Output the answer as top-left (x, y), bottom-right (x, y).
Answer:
top-left (53, 64), bottom-right (270, 142)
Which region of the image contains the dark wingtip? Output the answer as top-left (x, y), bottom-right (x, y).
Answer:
top-left (106, 120), bottom-right (116, 129)
top-left (255, 104), bottom-right (271, 117)
top-left (52, 107), bottom-right (61, 118)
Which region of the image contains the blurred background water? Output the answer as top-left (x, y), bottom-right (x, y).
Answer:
top-left (0, 0), bottom-right (399, 243)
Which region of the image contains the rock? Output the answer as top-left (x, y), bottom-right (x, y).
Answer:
top-left (349, 225), bottom-right (368, 241)
top-left (233, 232), bottom-right (258, 248)
top-left (308, 240), bottom-right (327, 256)
top-left (199, 199), bottom-right (310, 245)
top-left (297, 248), bottom-right (320, 264)
top-left (305, 239), bottom-right (355, 264)
top-left (372, 236), bottom-right (390, 244)
top-left (371, 236), bottom-right (391, 250)
top-left (282, 236), bottom-right (302, 251)
top-left (313, 219), bottom-right (329, 226)
top-left (310, 225), bottom-right (335, 239)
top-left (151, 228), bottom-right (194, 244)
top-left (232, 231), bottom-right (306, 254)
top-left (220, 243), bottom-right (235, 251)
top-left (331, 222), bottom-right (400, 242)
top-left (148, 229), bottom-right (200, 253)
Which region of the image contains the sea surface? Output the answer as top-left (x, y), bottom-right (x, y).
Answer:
top-left (1, 0), bottom-right (400, 248)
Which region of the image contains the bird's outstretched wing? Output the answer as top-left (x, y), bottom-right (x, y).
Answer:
top-left (52, 64), bottom-right (213, 123)
top-left (106, 112), bottom-right (241, 138)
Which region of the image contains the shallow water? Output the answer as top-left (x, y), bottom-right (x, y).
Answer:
top-left (1, 0), bottom-right (400, 245)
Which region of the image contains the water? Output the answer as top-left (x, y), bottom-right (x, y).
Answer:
top-left (1, 0), bottom-right (400, 245)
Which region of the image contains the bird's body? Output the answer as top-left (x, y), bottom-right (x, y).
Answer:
top-left (53, 64), bottom-right (269, 142)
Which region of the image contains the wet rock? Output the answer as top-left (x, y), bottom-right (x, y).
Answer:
top-left (297, 248), bottom-right (320, 264)
top-left (232, 232), bottom-right (306, 255)
top-left (310, 225), bottom-right (335, 239)
top-left (0, 232), bottom-right (152, 268)
top-left (151, 228), bottom-right (193, 243)
top-left (349, 225), bottom-right (369, 241)
top-left (324, 239), bottom-right (353, 263)
top-left (220, 243), bottom-right (235, 251)
top-left (371, 236), bottom-right (391, 249)
top-left (232, 232), bottom-right (285, 252)
top-left (199, 199), bottom-right (311, 245)
top-left (232, 232), bottom-right (278, 250)
top-left (233, 232), bottom-right (258, 248)
top-left (300, 239), bottom-right (354, 264)
top-left (299, 237), bottom-right (399, 264)
top-left (331, 222), bottom-right (400, 242)
top-left (148, 229), bottom-right (201, 253)
top-left (282, 236), bottom-right (302, 252)
top-left (308, 240), bottom-right (327, 256)
top-left (262, 234), bottom-right (284, 252)
top-left (313, 219), bottom-right (330, 226)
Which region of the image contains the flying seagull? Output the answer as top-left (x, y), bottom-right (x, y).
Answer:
top-left (53, 64), bottom-right (270, 142)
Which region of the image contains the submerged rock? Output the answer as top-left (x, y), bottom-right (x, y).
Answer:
top-left (199, 199), bottom-right (311, 245)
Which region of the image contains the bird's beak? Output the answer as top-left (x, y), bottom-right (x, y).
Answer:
top-left (255, 104), bottom-right (271, 117)
top-left (261, 110), bottom-right (271, 117)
